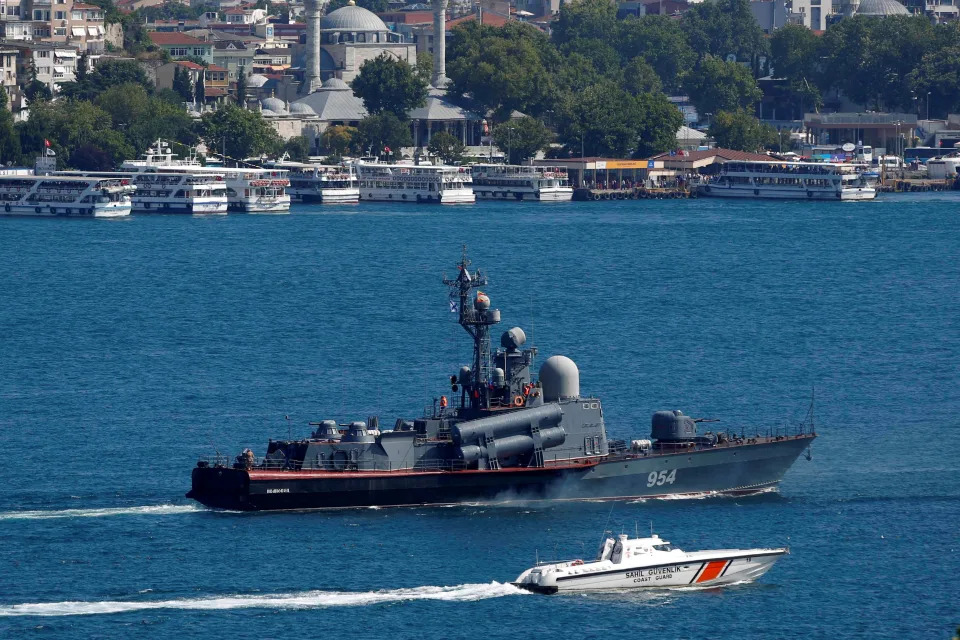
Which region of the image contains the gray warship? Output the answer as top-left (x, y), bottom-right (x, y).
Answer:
top-left (187, 251), bottom-right (815, 511)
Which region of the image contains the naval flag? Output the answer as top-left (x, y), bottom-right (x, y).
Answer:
top-left (449, 299), bottom-right (457, 313)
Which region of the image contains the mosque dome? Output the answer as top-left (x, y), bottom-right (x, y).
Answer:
top-left (321, 2), bottom-right (388, 31)
top-left (261, 96), bottom-right (288, 114)
top-left (289, 102), bottom-right (317, 115)
top-left (856, 0), bottom-right (909, 15)
top-left (247, 74), bottom-right (269, 88)
top-left (321, 77), bottom-right (351, 91)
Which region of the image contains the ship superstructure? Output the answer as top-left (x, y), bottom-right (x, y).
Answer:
top-left (0, 174), bottom-right (135, 217)
top-left (187, 251), bottom-right (815, 511)
top-left (122, 141), bottom-right (290, 213)
top-left (470, 164), bottom-right (573, 201)
top-left (355, 161), bottom-right (475, 204)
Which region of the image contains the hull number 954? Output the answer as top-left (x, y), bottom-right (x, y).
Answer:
top-left (647, 469), bottom-right (677, 487)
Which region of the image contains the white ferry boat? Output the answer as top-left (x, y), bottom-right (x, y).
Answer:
top-left (265, 160), bottom-right (359, 204)
top-left (55, 169), bottom-right (228, 215)
top-left (513, 532), bottom-right (786, 594)
top-left (699, 161), bottom-right (876, 200)
top-left (355, 161), bottom-right (475, 204)
top-left (121, 142), bottom-right (290, 213)
top-left (470, 164), bottom-right (573, 201)
top-left (0, 174), bottom-right (134, 217)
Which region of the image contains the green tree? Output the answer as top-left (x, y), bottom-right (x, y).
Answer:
top-left (557, 80), bottom-right (640, 158)
top-left (415, 51), bottom-right (433, 81)
top-left (680, 0), bottom-right (767, 63)
top-left (633, 92), bottom-right (683, 158)
top-left (199, 104), bottom-right (282, 161)
top-left (618, 15), bottom-right (695, 92)
top-left (356, 112), bottom-right (412, 160)
top-left (77, 52), bottom-right (89, 83)
top-left (173, 66), bottom-right (193, 102)
top-left (281, 135), bottom-right (311, 162)
top-left (623, 57), bottom-right (662, 96)
top-left (23, 61), bottom-right (52, 103)
top-left (683, 56), bottom-right (762, 115)
top-left (350, 53), bottom-right (427, 117)
top-left (427, 131), bottom-right (465, 164)
top-left (16, 99), bottom-right (132, 169)
top-left (0, 88), bottom-right (21, 165)
top-left (322, 125), bottom-right (357, 156)
top-left (769, 23), bottom-right (820, 82)
top-left (447, 21), bottom-right (558, 119)
top-left (552, 0), bottom-right (618, 46)
top-left (708, 110), bottom-right (777, 152)
top-left (194, 71), bottom-right (206, 105)
top-left (91, 83), bottom-right (196, 155)
top-left (908, 45), bottom-right (960, 118)
top-left (235, 67), bottom-right (247, 107)
top-left (492, 117), bottom-right (552, 164)
top-left (60, 59), bottom-right (154, 101)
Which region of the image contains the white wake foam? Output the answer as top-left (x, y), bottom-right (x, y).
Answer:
top-left (628, 486), bottom-right (780, 503)
top-left (0, 583), bottom-right (525, 617)
top-left (0, 504), bottom-right (203, 521)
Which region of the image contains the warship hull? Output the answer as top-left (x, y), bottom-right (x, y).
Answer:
top-left (187, 434), bottom-right (814, 511)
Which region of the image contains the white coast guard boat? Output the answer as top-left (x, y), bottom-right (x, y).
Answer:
top-left (513, 532), bottom-right (786, 594)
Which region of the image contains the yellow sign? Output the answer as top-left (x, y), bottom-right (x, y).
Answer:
top-left (601, 160), bottom-right (650, 169)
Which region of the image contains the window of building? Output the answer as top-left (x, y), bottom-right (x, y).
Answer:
top-left (55, 10), bottom-right (65, 19)
top-left (54, 27), bottom-right (66, 35)
top-left (193, 47), bottom-right (206, 56)
top-left (37, 50), bottom-right (50, 58)
top-left (170, 47), bottom-right (188, 56)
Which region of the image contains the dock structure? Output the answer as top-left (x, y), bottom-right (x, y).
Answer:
top-left (572, 187), bottom-right (691, 200)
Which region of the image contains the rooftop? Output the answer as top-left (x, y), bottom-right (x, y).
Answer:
top-left (148, 32), bottom-right (209, 46)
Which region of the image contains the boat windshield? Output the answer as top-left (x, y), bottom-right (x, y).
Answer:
top-left (653, 544), bottom-right (673, 551)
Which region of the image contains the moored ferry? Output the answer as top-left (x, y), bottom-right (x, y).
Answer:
top-left (265, 161), bottom-right (359, 204)
top-left (0, 175), bottom-right (134, 217)
top-left (355, 161), bottom-right (474, 204)
top-left (698, 161), bottom-right (876, 200)
top-left (55, 170), bottom-right (228, 215)
top-left (121, 142), bottom-right (290, 213)
top-left (470, 164), bottom-right (573, 201)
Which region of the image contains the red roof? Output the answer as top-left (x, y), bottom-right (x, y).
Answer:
top-left (205, 87), bottom-right (226, 96)
top-left (72, 3), bottom-right (101, 8)
top-left (176, 60), bottom-right (205, 69)
top-left (649, 148), bottom-right (773, 162)
top-left (207, 64), bottom-right (227, 72)
top-left (148, 31), bottom-right (207, 46)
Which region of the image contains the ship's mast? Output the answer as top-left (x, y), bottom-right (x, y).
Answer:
top-left (443, 247), bottom-right (500, 411)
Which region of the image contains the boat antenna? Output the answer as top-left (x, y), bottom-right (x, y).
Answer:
top-left (597, 503), bottom-right (616, 549)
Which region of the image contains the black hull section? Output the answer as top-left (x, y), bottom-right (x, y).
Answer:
top-left (187, 435), bottom-right (814, 511)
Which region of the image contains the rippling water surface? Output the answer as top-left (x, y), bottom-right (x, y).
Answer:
top-left (1, 196), bottom-right (958, 638)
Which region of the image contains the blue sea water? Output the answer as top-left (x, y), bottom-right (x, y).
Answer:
top-left (0, 196), bottom-right (958, 639)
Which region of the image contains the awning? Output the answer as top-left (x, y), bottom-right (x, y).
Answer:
top-left (71, 27), bottom-right (84, 36)
top-left (87, 26), bottom-right (97, 36)
top-left (54, 66), bottom-right (66, 73)
top-left (56, 49), bottom-right (77, 57)
top-left (97, 25), bottom-right (104, 35)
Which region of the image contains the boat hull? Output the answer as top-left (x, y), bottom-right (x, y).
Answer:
top-left (474, 188), bottom-right (573, 202)
top-left (187, 434), bottom-right (814, 511)
top-left (0, 203), bottom-right (131, 217)
top-left (514, 550), bottom-right (785, 594)
top-left (698, 185), bottom-right (876, 200)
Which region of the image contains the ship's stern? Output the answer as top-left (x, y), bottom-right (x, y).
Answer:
top-left (186, 465), bottom-right (252, 510)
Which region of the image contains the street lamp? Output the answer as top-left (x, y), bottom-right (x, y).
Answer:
top-left (926, 91), bottom-right (931, 121)
top-left (506, 126), bottom-right (515, 166)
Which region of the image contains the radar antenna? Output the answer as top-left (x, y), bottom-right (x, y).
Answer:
top-left (443, 246), bottom-right (500, 411)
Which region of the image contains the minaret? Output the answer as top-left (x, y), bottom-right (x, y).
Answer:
top-left (430, 0), bottom-right (449, 88)
top-left (304, 0), bottom-right (323, 94)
